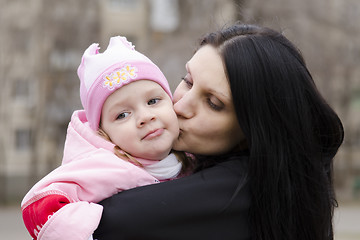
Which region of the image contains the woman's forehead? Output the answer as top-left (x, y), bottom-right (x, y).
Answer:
top-left (188, 45), bottom-right (231, 100)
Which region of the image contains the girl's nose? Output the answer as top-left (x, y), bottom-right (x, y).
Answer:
top-left (137, 109), bottom-right (156, 127)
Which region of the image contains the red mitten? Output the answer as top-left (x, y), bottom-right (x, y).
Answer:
top-left (22, 194), bottom-right (70, 239)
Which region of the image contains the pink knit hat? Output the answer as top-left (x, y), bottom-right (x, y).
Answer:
top-left (77, 36), bottom-right (172, 130)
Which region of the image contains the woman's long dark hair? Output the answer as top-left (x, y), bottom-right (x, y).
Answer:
top-left (200, 24), bottom-right (344, 240)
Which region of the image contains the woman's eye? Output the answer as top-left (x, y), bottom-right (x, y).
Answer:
top-left (148, 98), bottom-right (160, 105)
top-left (116, 112), bottom-right (129, 120)
top-left (207, 97), bottom-right (224, 111)
top-left (181, 75), bottom-right (193, 88)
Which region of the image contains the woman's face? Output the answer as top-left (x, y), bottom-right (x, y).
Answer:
top-left (172, 45), bottom-right (245, 155)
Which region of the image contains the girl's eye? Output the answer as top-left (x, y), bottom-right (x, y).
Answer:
top-left (148, 98), bottom-right (160, 105)
top-left (181, 75), bottom-right (193, 88)
top-left (116, 112), bottom-right (130, 120)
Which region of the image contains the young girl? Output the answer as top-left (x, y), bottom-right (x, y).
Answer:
top-left (21, 36), bottom-right (190, 240)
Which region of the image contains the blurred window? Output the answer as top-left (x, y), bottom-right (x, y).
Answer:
top-left (150, 0), bottom-right (179, 32)
top-left (107, 0), bottom-right (139, 9)
top-left (12, 78), bottom-right (36, 108)
top-left (13, 79), bottom-right (29, 101)
top-left (15, 129), bottom-right (32, 151)
top-left (49, 49), bottom-right (79, 71)
top-left (11, 28), bottom-right (30, 53)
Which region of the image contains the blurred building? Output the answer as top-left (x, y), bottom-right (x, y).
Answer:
top-left (100, 0), bottom-right (149, 48)
top-left (0, 0), bottom-right (101, 203)
top-left (0, 0), bottom-right (235, 203)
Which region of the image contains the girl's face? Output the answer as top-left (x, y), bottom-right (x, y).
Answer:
top-left (101, 80), bottom-right (179, 160)
top-left (173, 45), bottom-right (245, 155)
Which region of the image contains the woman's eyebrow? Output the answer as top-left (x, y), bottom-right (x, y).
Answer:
top-left (185, 62), bottom-right (191, 75)
top-left (186, 61), bottom-right (231, 102)
top-left (209, 89), bottom-right (231, 102)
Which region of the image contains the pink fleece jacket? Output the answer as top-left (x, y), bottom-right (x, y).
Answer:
top-left (21, 110), bottom-right (168, 240)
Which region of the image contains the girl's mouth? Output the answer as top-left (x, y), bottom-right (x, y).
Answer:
top-left (142, 128), bottom-right (164, 140)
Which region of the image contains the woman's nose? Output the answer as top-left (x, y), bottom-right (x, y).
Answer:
top-left (173, 92), bottom-right (195, 119)
top-left (137, 109), bottom-right (156, 127)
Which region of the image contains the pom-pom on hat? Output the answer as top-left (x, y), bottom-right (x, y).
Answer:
top-left (77, 36), bottom-right (172, 130)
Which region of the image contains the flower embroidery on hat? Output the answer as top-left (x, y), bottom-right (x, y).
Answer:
top-left (103, 64), bottom-right (138, 90)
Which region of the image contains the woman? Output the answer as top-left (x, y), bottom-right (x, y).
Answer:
top-left (93, 24), bottom-right (344, 240)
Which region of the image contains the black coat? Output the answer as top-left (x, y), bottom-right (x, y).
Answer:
top-left (93, 155), bottom-right (251, 240)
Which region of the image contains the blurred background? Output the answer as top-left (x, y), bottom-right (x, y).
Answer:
top-left (0, 0), bottom-right (359, 239)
